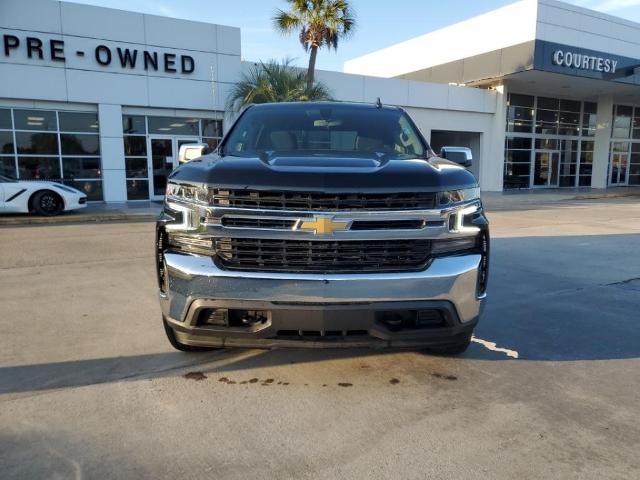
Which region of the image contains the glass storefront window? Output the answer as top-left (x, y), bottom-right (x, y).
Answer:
top-left (17, 156), bottom-right (61, 179)
top-left (612, 105), bottom-right (633, 139)
top-left (13, 109), bottom-right (58, 131)
top-left (629, 143), bottom-right (640, 185)
top-left (633, 110), bottom-right (640, 140)
top-left (0, 157), bottom-right (15, 177)
top-left (559, 139), bottom-right (578, 187)
top-left (201, 119), bottom-right (223, 137)
top-left (508, 94), bottom-right (534, 108)
top-left (15, 132), bottom-right (59, 154)
top-left (148, 116), bottom-right (200, 135)
top-left (505, 94), bottom-right (597, 189)
top-left (504, 136), bottom-right (532, 188)
top-left (0, 109), bottom-right (12, 129)
top-left (560, 100), bottom-right (581, 112)
top-left (61, 133), bottom-right (100, 155)
top-left (62, 157), bottom-right (101, 179)
top-left (121, 114), bottom-right (224, 200)
top-left (1, 109), bottom-right (104, 199)
top-left (535, 138), bottom-right (558, 150)
top-left (65, 180), bottom-right (103, 201)
top-left (124, 136), bottom-right (147, 156)
top-left (123, 115), bottom-right (147, 134)
top-left (609, 142), bottom-right (630, 185)
top-left (125, 158), bottom-right (147, 178)
top-left (537, 97), bottom-right (559, 110)
top-left (582, 102), bottom-right (597, 137)
top-left (126, 179), bottom-right (149, 200)
top-left (1, 131), bottom-right (14, 154)
top-left (59, 112), bottom-right (99, 132)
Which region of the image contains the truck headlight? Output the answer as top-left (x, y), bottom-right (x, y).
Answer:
top-left (436, 187), bottom-right (480, 207)
top-left (166, 182), bottom-right (209, 205)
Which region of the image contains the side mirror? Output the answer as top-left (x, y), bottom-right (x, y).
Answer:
top-left (440, 146), bottom-right (472, 168)
top-left (178, 143), bottom-right (210, 164)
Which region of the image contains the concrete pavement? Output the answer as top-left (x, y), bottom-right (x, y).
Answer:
top-left (0, 198), bottom-right (639, 479)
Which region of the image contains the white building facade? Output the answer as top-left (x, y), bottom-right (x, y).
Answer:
top-left (1, 0), bottom-right (639, 201)
top-left (347, 0), bottom-right (640, 191)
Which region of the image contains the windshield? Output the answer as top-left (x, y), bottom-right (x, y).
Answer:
top-left (223, 104), bottom-right (429, 159)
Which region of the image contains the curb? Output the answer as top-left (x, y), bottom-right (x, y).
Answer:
top-left (0, 212), bottom-right (159, 226)
top-left (571, 191), bottom-right (640, 200)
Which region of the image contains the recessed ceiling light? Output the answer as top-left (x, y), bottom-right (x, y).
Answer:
top-left (27, 121), bottom-right (43, 126)
top-left (158, 127), bottom-right (171, 131)
top-left (27, 116), bottom-right (44, 121)
top-left (169, 123), bottom-right (185, 127)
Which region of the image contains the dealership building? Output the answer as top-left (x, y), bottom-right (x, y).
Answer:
top-left (1, 0), bottom-right (639, 202)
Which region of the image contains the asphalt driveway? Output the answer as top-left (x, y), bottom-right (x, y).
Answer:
top-left (0, 198), bottom-right (639, 479)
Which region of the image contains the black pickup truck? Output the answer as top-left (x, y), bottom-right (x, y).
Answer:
top-left (156, 102), bottom-right (489, 354)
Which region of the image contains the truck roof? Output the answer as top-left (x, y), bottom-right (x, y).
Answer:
top-left (247, 101), bottom-right (403, 112)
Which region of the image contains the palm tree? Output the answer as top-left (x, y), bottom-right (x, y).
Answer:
top-left (226, 58), bottom-right (332, 111)
top-left (273, 0), bottom-right (355, 89)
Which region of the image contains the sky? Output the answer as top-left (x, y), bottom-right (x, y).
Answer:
top-left (69, 0), bottom-right (640, 72)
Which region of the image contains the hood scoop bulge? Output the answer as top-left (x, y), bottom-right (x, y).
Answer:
top-left (266, 156), bottom-right (382, 172)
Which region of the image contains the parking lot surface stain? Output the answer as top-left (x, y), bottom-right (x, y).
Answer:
top-left (431, 373), bottom-right (457, 381)
top-left (183, 372), bottom-right (207, 381)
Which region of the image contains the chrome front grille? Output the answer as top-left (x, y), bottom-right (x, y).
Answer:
top-left (212, 189), bottom-right (436, 211)
top-left (214, 238), bottom-right (432, 273)
top-left (221, 217), bottom-right (297, 229)
top-left (219, 216), bottom-right (429, 231)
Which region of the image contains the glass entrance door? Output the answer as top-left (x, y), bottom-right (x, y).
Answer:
top-left (609, 143), bottom-right (629, 186)
top-left (149, 136), bottom-right (199, 199)
top-left (533, 150), bottom-right (560, 187)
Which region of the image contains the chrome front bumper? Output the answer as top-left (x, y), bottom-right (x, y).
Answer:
top-left (160, 251), bottom-right (485, 348)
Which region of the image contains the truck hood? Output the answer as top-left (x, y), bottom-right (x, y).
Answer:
top-left (169, 154), bottom-right (478, 192)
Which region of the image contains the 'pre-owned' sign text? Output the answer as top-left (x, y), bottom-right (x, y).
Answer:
top-left (2, 34), bottom-right (195, 74)
top-left (552, 50), bottom-right (617, 73)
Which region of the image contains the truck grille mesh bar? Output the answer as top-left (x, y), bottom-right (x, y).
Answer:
top-left (212, 190), bottom-right (436, 211)
top-left (215, 238), bottom-right (432, 273)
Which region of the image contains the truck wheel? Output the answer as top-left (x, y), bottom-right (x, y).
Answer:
top-left (428, 333), bottom-right (472, 355)
top-left (162, 316), bottom-right (219, 352)
top-left (32, 190), bottom-right (64, 216)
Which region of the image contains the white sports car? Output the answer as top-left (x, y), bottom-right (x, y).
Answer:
top-left (0, 174), bottom-right (87, 216)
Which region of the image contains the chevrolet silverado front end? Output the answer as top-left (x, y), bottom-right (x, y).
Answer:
top-left (156, 102), bottom-right (489, 354)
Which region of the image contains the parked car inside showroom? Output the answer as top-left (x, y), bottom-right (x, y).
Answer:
top-left (0, 174), bottom-right (87, 215)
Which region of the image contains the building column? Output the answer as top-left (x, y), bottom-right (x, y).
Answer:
top-left (98, 104), bottom-right (127, 202)
top-left (591, 95), bottom-right (614, 189)
top-left (480, 84), bottom-right (507, 192)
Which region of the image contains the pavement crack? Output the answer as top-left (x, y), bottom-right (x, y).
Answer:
top-left (604, 277), bottom-right (640, 287)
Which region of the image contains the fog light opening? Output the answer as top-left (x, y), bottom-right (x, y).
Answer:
top-left (228, 309), bottom-right (269, 327)
top-left (198, 308), bottom-right (229, 327)
top-left (378, 310), bottom-right (446, 331)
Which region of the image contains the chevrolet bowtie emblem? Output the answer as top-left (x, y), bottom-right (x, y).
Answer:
top-left (298, 215), bottom-right (349, 235)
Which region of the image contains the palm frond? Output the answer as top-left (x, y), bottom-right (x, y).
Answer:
top-left (226, 58), bottom-right (332, 111)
